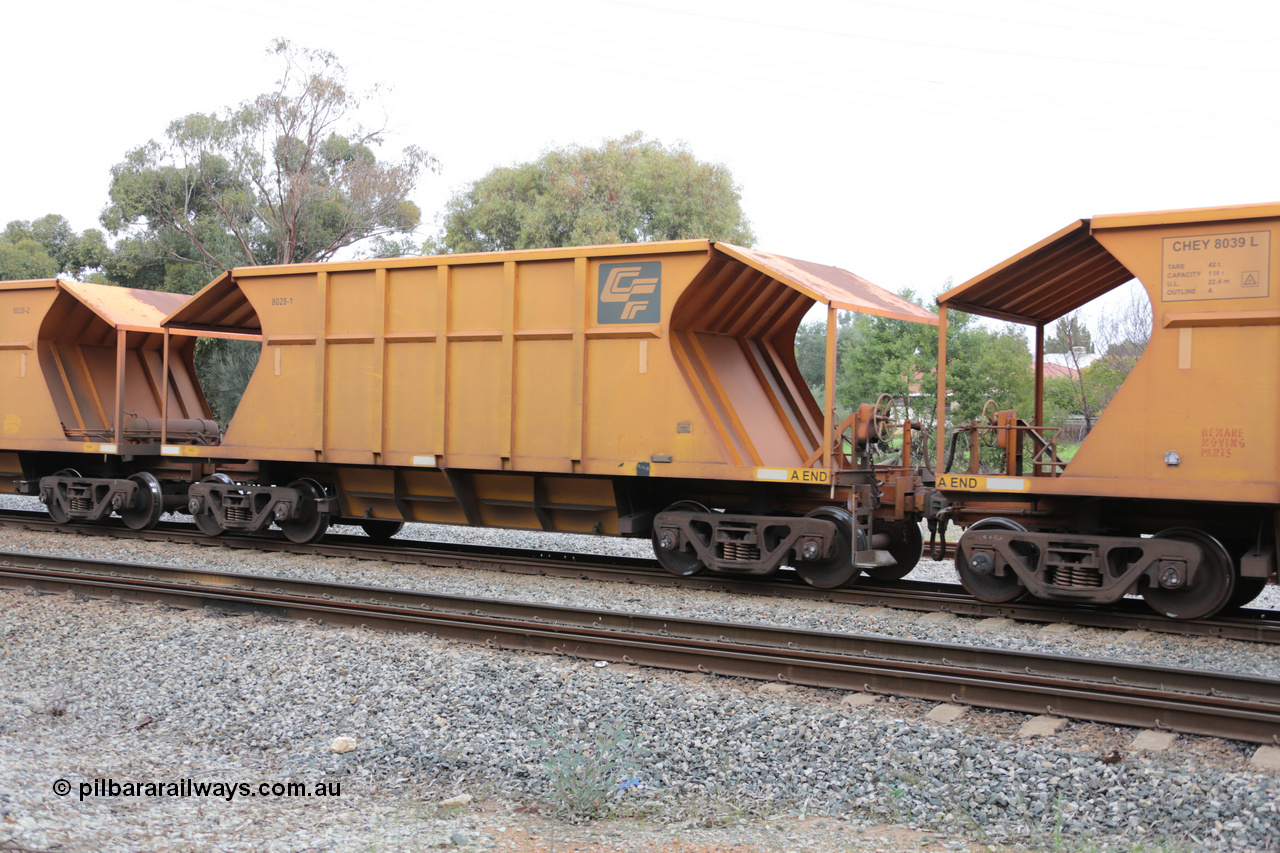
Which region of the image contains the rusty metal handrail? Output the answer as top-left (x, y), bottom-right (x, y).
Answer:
top-left (953, 412), bottom-right (1065, 477)
top-left (806, 400), bottom-right (922, 472)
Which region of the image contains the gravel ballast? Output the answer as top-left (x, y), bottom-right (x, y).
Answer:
top-left (2, 509), bottom-right (1279, 852)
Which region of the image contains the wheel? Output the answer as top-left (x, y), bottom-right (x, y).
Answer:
top-left (955, 518), bottom-right (1028, 603)
top-left (865, 520), bottom-right (924, 581)
top-left (652, 501), bottom-right (710, 577)
top-left (1223, 540), bottom-right (1268, 611)
top-left (46, 495), bottom-right (70, 524)
top-left (120, 472), bottom-right (164, 530)
top-left (1144, 528), bottom-right (1235, 620)
top-left (869, 393), bottom-right (896, 444)
top-left (793, 507), bottom-right (859, 589)
top-left (359, 519), bottom-right (404, 541)
top-left (193, 510), bottom-right (224, 536)
top-left (979, 400), bottom-right (999, 448)
top-left (1227, 577), bottom-right (1268, 610)
top-left (279, 479), bottom-right (331, 544)
top-left (191, 473), bottom-right (232, 537)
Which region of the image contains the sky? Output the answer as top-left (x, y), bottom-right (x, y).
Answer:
top-left (6, 0), bottom-right (1280, 310)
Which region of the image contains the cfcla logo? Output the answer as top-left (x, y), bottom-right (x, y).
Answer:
top-left (598, 262), bottom-right (661, 324)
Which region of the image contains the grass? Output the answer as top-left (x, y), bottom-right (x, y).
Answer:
top-left (532, 717), bottom-right (650, 822)
top-left (1056, 442), bottom-right (1081, 463)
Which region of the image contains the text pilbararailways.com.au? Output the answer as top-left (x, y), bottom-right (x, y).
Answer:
top-left (52, 777), bottom-right (342, 802)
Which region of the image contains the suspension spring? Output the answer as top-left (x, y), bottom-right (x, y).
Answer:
top-left (719, 541), bottom-right (761, 562)
top-left (1047, 564), bottom-right (1102, 588)
top-left (226, 505), bottom-right (254, 523)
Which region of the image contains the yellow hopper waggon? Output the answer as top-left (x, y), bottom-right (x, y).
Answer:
top-left (1, 241), bottom-right (938, 590)
top-left (923, 203), bottom-right (1280, 619)
top-left (0, 279), bottom-right (214, 529)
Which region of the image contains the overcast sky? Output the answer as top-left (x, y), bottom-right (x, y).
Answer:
top-left (7, 0), bottom-right (1279, 307)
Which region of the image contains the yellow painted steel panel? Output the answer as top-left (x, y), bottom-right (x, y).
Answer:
top-left (245, 275), bottom-right (320, 337)
top-left (692, 331), bottom-right (803, 467)
top-left (543, 475), bottom-right (618, 533)
top-left (1058, 221), bottom-right (1280, 500)
top-left (447, 341), bottom-right (504, 459)
top-left (222, 276), bottom-right (320, 451)
top-left (384, 340), bottom-right (438, 456)
top-left (584, 335), bottom-right (703, 464)
top-left (60, 281), bottom-right (188, 329)
top-left (513, 339), bottom-right (574, 462)
top-left (472, 472), bottom-right (537, 528)
top-left (336, 466), bottom-right (397, 519)
top-left (1093, 202), bottom-right (1280, 230)
top-left (516, 259), bottom-right (576, 331)
top-left (327, 270), bottom-right (379, 335)
top-left (450, 264), bottom-right (504, 332)
top-left (223, 337), bottom-right (316, 450)
top-left (386, 267), bottom-right (438, 334)
top-left (0, 285), bottom-right (63, 442)
top-left (397, 468), bottom-right (468, 524)
top-left (325, 343), bottom-right (380, 454)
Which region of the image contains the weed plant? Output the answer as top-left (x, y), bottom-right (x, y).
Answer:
top-left (532, 718), bottom-right (649, 822)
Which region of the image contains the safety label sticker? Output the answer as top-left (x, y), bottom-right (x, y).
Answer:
top-left (936, 474), bottom-right (1028, 492)
top-left (1162, 231), bottom-right (1270, 302)
top-left (755, 467), bottom-right (831, 484)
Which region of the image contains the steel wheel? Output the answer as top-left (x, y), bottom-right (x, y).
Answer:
top-left (956, 518), bottom-right (1028, 603)
top-left (280, 479), bottom-right (332, 544)
top-left (865, 520), bottom-right (924, 581)
top-left (120, 472), bottom-right (164, 530)
top-left (193, 511), bottom-right (224, 536)
top-left (359, 519), bottom-right (404, 541)
top-left (793, 507), bottom-right (859, 589)
top-left (652, 501), bottom-right (709, 577)
top-left (1227, 577), bottom-right (1268, 610)
top-left (1145, 528), bottom-right (1235, 620)
top-left (46, 494), bottom-right (70, 524)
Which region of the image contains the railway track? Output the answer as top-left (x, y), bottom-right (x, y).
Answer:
top-left (2, 508), bottom-right (1278, 643)
top-left (3, 549), bottom-right (1279, 744)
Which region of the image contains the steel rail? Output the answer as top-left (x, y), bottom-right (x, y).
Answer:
top-left (2, 551), bottom-right (1278, 744)
top-left (1, 508), bottom-right (1277, 643)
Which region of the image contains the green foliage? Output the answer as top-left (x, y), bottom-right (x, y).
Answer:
top-left (829, 290), bottom-right (1032, 471)
top-left (1086, 354), bottom-right (1131, 411)
top-left (793, 313), bottom-right (860, 399)
top-left (947, 323), bottom-right (1034, 420)
top-left (1041, 374), bottom-right (1084, 427)
top-left (0, 237), bottom-right (57, 281)
top-left (197, 339), bottom-right (262, 426)
top-left (1042, 353), bottom-right (1135, 440)
top-left (93, 39), bottom-right (439, 424)
top-left (835, 292), bottom-right (941, 424)
top-left (532, 718), bottom-right (649, 822)
top-left (1, 214), bottom-right (109, 280)
top-left (101, 38), bottom-right (438, 293)
top-left (1045, 314), bottom-right (1093, 354)
top-left (430, 131), bottom-right (754, 252)
top-left (359, 235), bottom-right (423, 259)
top-left (1039, 308), bottom-right (1150, 436)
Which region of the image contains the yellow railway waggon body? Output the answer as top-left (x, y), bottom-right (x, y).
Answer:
top-left (926, 202), bottom-right (1280, 618)
top-left (0, 279), bottom-right (214, 529)
top-left (4, 242), bottom-right (937, 588)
